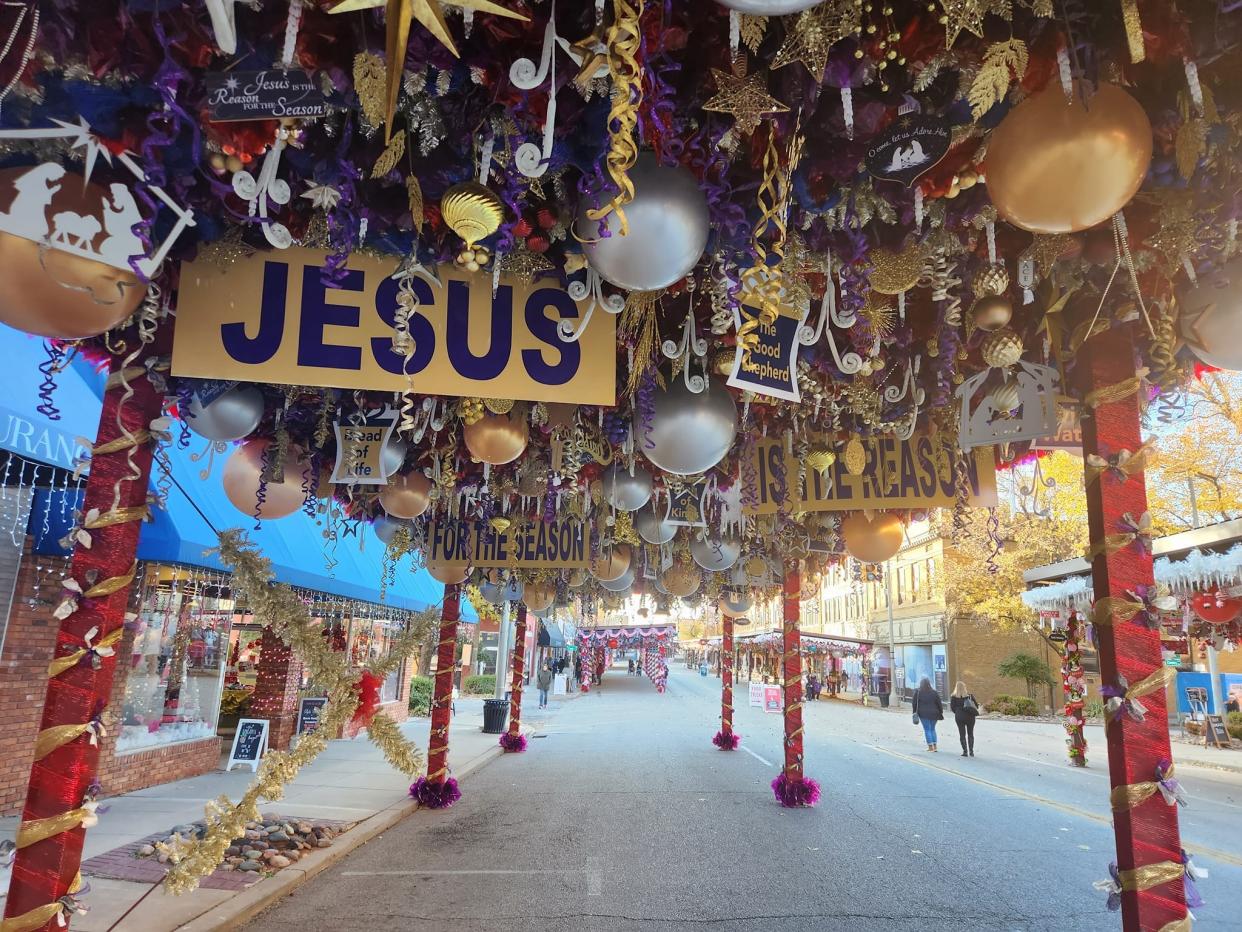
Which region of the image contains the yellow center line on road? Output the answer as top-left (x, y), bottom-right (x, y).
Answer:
top-left (866, 744), bottom-right (1242, 868)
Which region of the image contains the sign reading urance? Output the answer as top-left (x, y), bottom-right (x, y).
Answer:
top-left (171, 247), bottom-right (616, 405)
top-left (745, 434), bottom-right (997, 515)
top-left (426, 518), bottom-right (588, 569)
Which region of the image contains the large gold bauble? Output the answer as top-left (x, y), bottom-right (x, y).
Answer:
top-left (985, 82), bottom-right (1153, 234)
top-left (981, 327), bottom-right (1024, 368)
top-left (223, 440), bottom-right (308, 521)
top-left (524, 581), bottom-right (556, 612)
top-left (463, 412), bottom-right (529, 465)
top-left (841, 512), bottom-right (905, 564)
top-left (427, 561), bottom-right (470, 585)
top-left (970, 294), bottom-right (1014, 333)
top-left (589, 544), bottom-right (632, 582)
top-left (661, 563), bottom-right (701, 598)
top-left (868, 246), bottom-right (923, 295)
top-left (440, 181), bottom-right (505, 248)
top-left (379, 471), bottom-right (432, 519)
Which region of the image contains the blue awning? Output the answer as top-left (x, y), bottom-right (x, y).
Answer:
top-left (538, 621), bottom-right (566, 648)
top-left (2, 324), bottom-right (465, 615)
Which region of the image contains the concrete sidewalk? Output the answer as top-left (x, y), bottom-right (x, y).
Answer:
top-left (0, 691), bottom-right (571, 931)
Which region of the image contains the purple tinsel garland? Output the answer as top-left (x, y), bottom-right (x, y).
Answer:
top-left (499, 732), bottom-right (527, 753)
top-left (409, 775), bottom-right (462, 809)
top-left (771, 772), bottom-right (821, 808)
top-left (712, 730), bottom-right (740, 751)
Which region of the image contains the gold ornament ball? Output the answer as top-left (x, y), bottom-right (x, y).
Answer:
top-left (981, 327), bottom-right (1024, 368)
top-left (223, 440), bottom-right (308, 521)
top-left (524, 581), bottom-right (556, 612)
top-left (440, 181), bottom-right (505, 248)
top-left (985, 82), bottom-right (1153, 234)
top-left (970, 294), bottom-right (1014, 333)
top-left (590, 544), bottom-right (632, 583)
top-left (973, 264), bottom-right (1010, 297)
top-left (463, 412), bottom-right (529, 465)
top-left (427, 561), bottom-right (470, 585)
top-left (841, 512), bottom-right (905, 564)
top-left (661, 563), bottom-right (702, 598)
top-left (379, 471), bottom-right (432, 519)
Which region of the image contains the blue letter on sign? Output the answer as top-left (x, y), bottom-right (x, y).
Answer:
top-left (446, 280), bottom-right (511, 381)
top-left (221, 260), bottom-right (288, 364)
top-left (298, 266), bottom-right (363, 370)
top-left (523, 288), bottom-right (579, 386)
top-left (371, 273), bottom-right (435, 375)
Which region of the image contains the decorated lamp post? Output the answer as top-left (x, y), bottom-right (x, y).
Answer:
top-left (772, 563), bottom-right (818, 807)
top-left (1080, 328), bottom-right (1186, 930)
top-left (501, 604), bottom-right (528, 752)
top-left (1062, 613), bottom-right (1088, 767)
top-left (5, 361), bottom-right (162, 932)
top-left (713, 613), bottom-right (739, 749)
top-left (411, 585), bottom-right (462, 808)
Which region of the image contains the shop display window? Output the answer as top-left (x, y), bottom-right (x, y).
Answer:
top-left (118, 566), bottom-right (233, 754)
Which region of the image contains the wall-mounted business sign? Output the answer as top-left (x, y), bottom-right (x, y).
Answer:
top-left (171, 247), bottom-right (616, 405)
top-left (745, 434), bottom-right (997, 515)
top-left (425, 518), bottom-right (588, 569)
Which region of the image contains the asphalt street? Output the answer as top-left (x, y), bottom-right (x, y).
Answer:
top-left (248, 664), bottom-right (1242, 931)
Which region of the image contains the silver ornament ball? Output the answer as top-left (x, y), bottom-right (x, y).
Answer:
top-left (186, 385), bottom-right (264, 442)
top-left (637, 378), bottom-right (738, 476)
top-left (602, 463), bottom-right (654, 512)
top-left (599, 566), bottom-right (636, 593)
top-left (691, 532), bottom-right (742, 572)
top-left (635, 504), bottom-right (678, 544)
top-left (714, 0), bottom-right (821, 12)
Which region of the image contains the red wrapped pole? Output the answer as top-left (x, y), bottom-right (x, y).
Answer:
top-left (713, 613), bottom-right (738, 749)
top-left (501, 604), bottom-right (528, 752)
top-left (4, 362), bottom-right (162, 932)
top-left (410, 585), bottom-right (462, 808)
top-left (772, 563), bottom-right (818, 807)
top-left (1080, 327), bottom-right (1185, 930)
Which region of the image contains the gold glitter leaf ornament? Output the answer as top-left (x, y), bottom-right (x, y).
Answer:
top-left (868, 245), bottom-right (923, 295)
top-left (843, 435), bottom-right (866, 476)
top-left (441, 181), bottom-right (505, 248)
top-left (353, 52), bottom-right (387, 130)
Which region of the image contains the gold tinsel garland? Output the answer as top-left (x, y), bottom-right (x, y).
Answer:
top-left (161, 530), bottom-right (436, 895)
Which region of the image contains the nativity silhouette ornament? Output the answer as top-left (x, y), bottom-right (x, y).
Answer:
top-left (0, 117), bottom-right (196, 279)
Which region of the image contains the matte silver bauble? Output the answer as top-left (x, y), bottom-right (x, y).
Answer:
top-left (714, 0), bottom-right (822, 12)
top-left (1179, 256), bottom-right (1242, 371)
top-left (691, 532), bottom-right (742, 572)
top-left (602, 463), bottom-right (653, 512)
top-left (719, 591), bottom-right (753, 617)
top-left (382, 436), bottom-right (408, 478)
top-left (372, 515), bottom-right (407, 546)
top-left (635, 505), bottom-right (678, 545)
top-left (578, 155), bottom-right (709, 291)
top-left (599, 566), bottom-right (636, 593)
top-left (478, 580), bottom-right (504, 604)
top-left (637, 378), bottom-right (738, 476)
top-left (186, 385), bottom-right (264, 442)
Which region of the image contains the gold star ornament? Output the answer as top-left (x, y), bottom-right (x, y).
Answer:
top-left (772, 0), bottom-right (862, 78)
top-left (937, 0), bottom-right (991, 49)
top-left (702, 68), bottom-right (788, 137)
top-left (329, 0), bottom-right (527, 141)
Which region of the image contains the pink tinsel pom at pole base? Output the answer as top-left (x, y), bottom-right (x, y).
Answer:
top-left (409, 776), bottom-right (462, 809)
top-left (712, 730), bottom-right (740, 750)
top-left (771, 772), bottom-right (821, 808)
top-left (499, 732), bottom-right (528, 753)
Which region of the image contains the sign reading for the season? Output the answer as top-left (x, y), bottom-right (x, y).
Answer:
top-left (745, 433), bottom-right (997, 515)
top-left (172, 246), bottom-right (616, 405)
top-left (425, 518), bottom-right (588, 568)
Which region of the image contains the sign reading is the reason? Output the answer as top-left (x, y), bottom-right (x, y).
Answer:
top-left (426, 518), bottom-right (588, 569)
top-left (171, 246), bottom-right (616, 406)
top-left (745, 434), bottom-right (997, 515)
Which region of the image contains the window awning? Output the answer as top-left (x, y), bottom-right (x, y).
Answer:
top-left (538, 621), bottom-right (565, 648)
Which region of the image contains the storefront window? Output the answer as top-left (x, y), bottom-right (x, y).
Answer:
top-left (119, 567), bottom-right (233, 753)
top-left (348, 614), bottom-right (409, 702)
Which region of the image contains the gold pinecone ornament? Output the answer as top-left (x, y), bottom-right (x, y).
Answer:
top-left (981, 327), bottom-right (1024, 368)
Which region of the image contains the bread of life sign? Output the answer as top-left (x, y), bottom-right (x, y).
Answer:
top-left (172, 246), bottom-right (616, 405)
top-left (745, 433), bottom-right (997, 515)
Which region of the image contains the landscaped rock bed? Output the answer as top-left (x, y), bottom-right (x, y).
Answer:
top-left (135, 816), bottom-right (355, 876)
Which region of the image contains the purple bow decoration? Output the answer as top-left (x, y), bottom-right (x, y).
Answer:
top-left (1128, 584), bottom-right (1177, 630)
top-left (1156, 759), bottom-right (1188, 807)
top-left (1181, 849), bottom-right (1207, 910)
top-left (1101, 675), bottom-right (1147, 725)
top-left (1119, 511), bottom-right (1153, 555)
top-left (1094, 863), bottom-right (1123, 911)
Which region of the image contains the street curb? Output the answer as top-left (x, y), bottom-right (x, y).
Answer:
top-left (174, 738), bottom-right (513, 931)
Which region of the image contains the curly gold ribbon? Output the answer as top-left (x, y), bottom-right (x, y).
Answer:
top-left (1092, 597), bottom-right (1144, 627)
top-left (16, 807), bottom-right (95, 849)
top-left (1110, 763), bottom-right (1176, 811)
top-left (83, 504), bottom-right (150, 530)
top-left (1084, 376), bottom-right (1144, 410)
top-left (1117, 860), bottom-right (1184, 892)
top-left (584, 0), bottom-right (643, 236)
top-left (88, 429), bottom-right (151, 458)
top-left (47, 627), bottom-right (124, 678)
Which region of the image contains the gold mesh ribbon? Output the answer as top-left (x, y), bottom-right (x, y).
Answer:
top-left (1110, 763), bottom-right (1175, 811)
top-left (1084, 376), bottom-right (1144, 410)
top-left (1084, 533), bottom-right (1140, 561)
top-left (83, 504), bottom-right (150, 530)
top-left (16, 807), bottom-right (94, 849)
top-left (1117, 860), bottom-right (1184, 892)
top-left (1092, 597), bottom-right (1143, 627)
top-left (1085, 441), bottom-right (1155, 486)
top-left (1157, 918), bottom-right (1193, 932)
top-left (33, 723), bottom-right (93, 761)
top-left (82, 561), bottom-right (138, 599)
top-left (1125, 665), bottom-right (1177, 703)
top-left (47, 627), bottom-right (124, 677)
top-left (1121, 0), bottom-right (1146, 63)
top-left (584, 0), bottom-right (643, 235)
top-left (0, 877), bottom-right (83, 931)
top-left (87, 430), bottom-right (152, 457)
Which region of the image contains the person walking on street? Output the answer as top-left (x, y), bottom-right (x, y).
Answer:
top-left (950, 680), bottom-right (979, 757)
top-left (913, 677), bottom-right (944, 751)
top-left (536, 663), bottom-right (553, 709)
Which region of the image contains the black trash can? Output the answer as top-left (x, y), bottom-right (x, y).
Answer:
top-left (482, 698), bottom-right (509, 734)
top-left (878, 692), bottom-right (890, 708)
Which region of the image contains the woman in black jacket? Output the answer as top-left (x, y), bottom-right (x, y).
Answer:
top-left (949, 681), bottom-right (979, 757)
top-left (912, 677), bottom-right (944, 751)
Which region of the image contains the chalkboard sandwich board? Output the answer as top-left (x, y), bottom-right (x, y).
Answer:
top-left (226, 718), bottom-right (270, 772)
top-left (1206, 714), bottom-right (1233, 748)
top-left (297, 697), bottom-right (329, 736)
